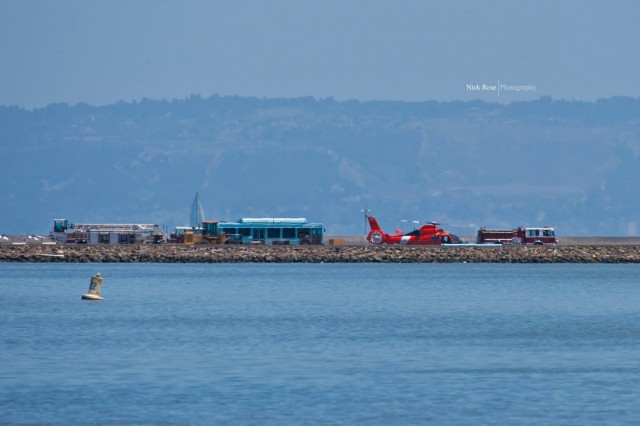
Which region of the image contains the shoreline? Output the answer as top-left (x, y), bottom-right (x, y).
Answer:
top-left (2, 244), bottom-right (640, 263)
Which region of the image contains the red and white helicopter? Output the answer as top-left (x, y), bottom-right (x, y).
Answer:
top-left (366, 215), bottom-right (462, 246)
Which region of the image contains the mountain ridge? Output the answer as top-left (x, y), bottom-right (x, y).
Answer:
top-left (2, 95), bottom-right (639, 236)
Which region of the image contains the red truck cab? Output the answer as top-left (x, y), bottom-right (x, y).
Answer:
top-left (519, 227), bottom-right (557, 245)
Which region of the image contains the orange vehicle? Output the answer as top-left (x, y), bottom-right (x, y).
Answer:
top-left (366, 216), bottom-right (461, 245)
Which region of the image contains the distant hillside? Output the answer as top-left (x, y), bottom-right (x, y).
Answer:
top-left (1, 95), bottom-right (639, 236)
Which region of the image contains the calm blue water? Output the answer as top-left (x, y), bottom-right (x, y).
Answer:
top-left (1, 263), bottom-right (640, 425)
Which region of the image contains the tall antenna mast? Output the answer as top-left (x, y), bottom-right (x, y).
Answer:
top-left (361, 207), bottom-right (372, 235)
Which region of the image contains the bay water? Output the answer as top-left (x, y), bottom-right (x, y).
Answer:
top-left (1, 263), bottom-right (640, 424)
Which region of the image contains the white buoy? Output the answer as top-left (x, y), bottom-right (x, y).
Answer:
top-left (82, 273), bottom-right (104, 301)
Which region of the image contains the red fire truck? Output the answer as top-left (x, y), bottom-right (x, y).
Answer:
top-left (476, 227), bottom-right (557, 245)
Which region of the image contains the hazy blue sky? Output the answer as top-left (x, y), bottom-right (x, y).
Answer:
top-left (1, 0), bottom-right (638, 108)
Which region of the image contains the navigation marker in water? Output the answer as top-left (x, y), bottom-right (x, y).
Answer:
top-left (82, 273), bottom-right (104, 301)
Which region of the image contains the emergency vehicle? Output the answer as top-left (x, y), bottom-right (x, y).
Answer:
top-left (476, 227), bottom-right (557, 245)
top-left (366, 216), bottom-right (461, 246)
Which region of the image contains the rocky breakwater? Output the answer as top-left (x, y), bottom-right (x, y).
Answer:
top-left (2, 244), bottom-right (640, 263)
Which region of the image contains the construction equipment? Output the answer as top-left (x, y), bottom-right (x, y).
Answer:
top-left (198, 221), bottom-right (228, 245)
top-left (175, 221), bottom-right (237, 245)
